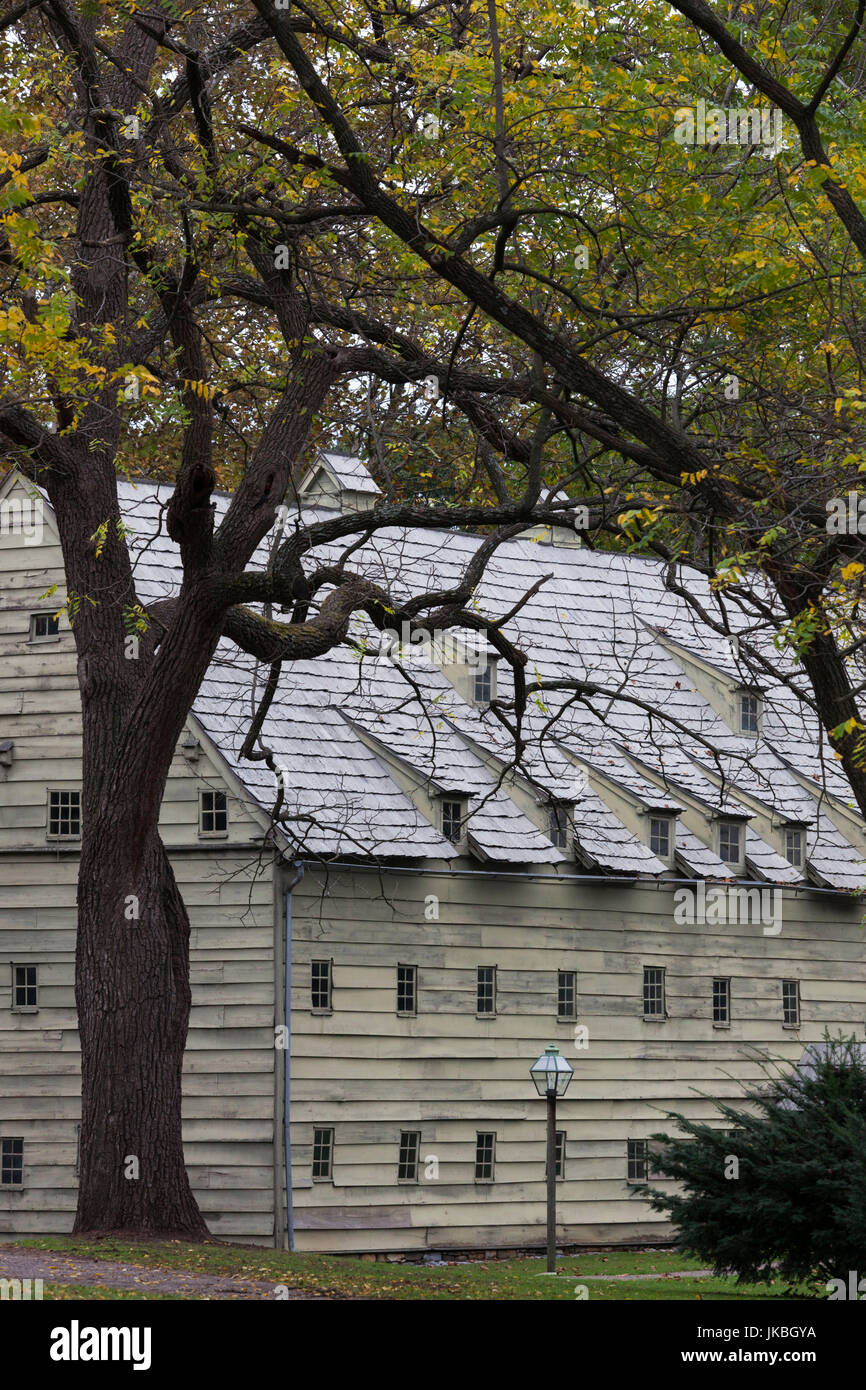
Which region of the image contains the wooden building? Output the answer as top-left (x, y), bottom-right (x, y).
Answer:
top-left (1, 461), bottom-right (864, 1252)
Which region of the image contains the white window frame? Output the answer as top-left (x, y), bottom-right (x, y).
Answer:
top-left (28, 612), bottom-right (60, 643)
top-left (627, 1138), bottom-right (666, 1184)
top-left (311, 959), bottom-right (333, 1014)
top-left (627, 1138), bottom-right (648, 1184)
top-left (712, 976), bottom-right (731, 1028)
top-left (717, 819), bottom-right (744, 868)
top-left (472, 663), bottom-right (496, 705)
top-left (476, 965), bottom-right (496, 1017)
top-left (782, 979), bottom-right (800, 1028)
top-left (198, 788), bottom-right (228, 838)
top-left (738, 689), bottom-right (761, 735)
top-left (784, 828), bottom-right (804, 868)
top-left (46, 788), bottom-right (81, 841)
top-left (557, 969), bottom-right (577, 1021)
top-left (11, 963), bottom-right (38, 1013)
top-left (643, 965), bottom-right (666, 1020)
top-left (648, 814), bottom-right (674, 863)
top-left (0, 1137), bottom-right (24, 1187)
top-left (441, 797), bottom-right (467, 844)
top-left (548, 803), bottom-right (572, 849)
top-left (474, 1131), bottom-right (496, 1182)
top-left (396, 963), bottom-right (417, 1017)
top-left (311, 1126), bottom-right (334, 1181)
top-left (397, 1130), bottom-right (421, 1183)
top-left (546, 1130), bottom-right (567, 1181)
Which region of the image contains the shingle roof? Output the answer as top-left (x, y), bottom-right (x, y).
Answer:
top-left (313, 451), bottom-right (382, 495)
top-left (82, 475), bottom-right (866, 889)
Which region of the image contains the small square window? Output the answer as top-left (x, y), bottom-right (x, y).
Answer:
top-left (473, 665), bottom-right (494, 703)
top-left (312, 1127), bottom-right (333, 1181)
top-left (740, 692), bottom-right (760, 734)
top-left (398, 1130), bottom-right (420, 1182)
top-left (718, 820), bottom-right (742, 865)
top-left (199, 789), bottom-right (227, 836)
top-left (649, 816), bottom-right (672, 859)
top-left (548, 804), bottom-right (571, 849)
top-left (557, 970), bottom-right (577, 1021)
top-left (442, 798), bottom-right (466, 843)
top-left (12, 964), bottom-right (37, 1011)
top-left (713, 977), bottom-right (730, 1025)
top-left (643, 966), bottom-right (665, 1019)
top-left (311, 960), bottom-right (332, 1012)
top-left (475, 1131), bottom-right (495, 1181)
top-left (397, 964), bottom-right (417, 1016)
top-left (476, 965), bottom-right (496, 1015)
top-left (1, 1137), bottom-right (23, 1186)
top-left (782, 979), bottom-right (800, 1027)
top-left (29, 613), bottom-right (59, 641)
top-left (627, 1138), bottom-right (648, 1184)
top-left (785, 829), bottom-right (803, 868)
top-left (47, 789), bottom-right (81, 839)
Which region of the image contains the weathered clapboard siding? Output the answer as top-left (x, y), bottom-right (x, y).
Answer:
top-left (289, 865), bottom-right (866, 1251)
top-left (0, 847), bottom-right (278, 1241)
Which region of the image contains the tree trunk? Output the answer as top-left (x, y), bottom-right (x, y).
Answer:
top-left (73, 824), bottom-right (209, 1238)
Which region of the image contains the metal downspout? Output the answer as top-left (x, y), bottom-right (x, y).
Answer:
top-left (284, 861), bottom-right (304, 1251)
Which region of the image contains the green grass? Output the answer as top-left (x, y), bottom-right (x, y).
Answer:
top-left (7, 1239), bottom-right (822, 1301)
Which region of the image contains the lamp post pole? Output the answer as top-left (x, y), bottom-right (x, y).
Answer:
top-left (546, 1086), bottom-right (557, 1274)
top-left (530, 1044), bottom-right (573, 1276)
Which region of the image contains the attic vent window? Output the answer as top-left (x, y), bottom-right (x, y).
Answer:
top-left (649, 815), bottom-right (673, 860)
top-left (441, 798), bottom-right (466, 843)
top-left (785, 828), bottom-right (803, 868)
top-left (718, 820), bottom-right (743, 866)
top-left (739, 692), bottom-right (761, 734)
top-left (30, 613), bottom-right (59, 641)
top-left (199, 789), bottom-right (227, 836)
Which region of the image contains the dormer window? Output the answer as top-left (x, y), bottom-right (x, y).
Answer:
top-left (739, 691), bottom-right (761, 734)
top-left (718, 819), bottom-right (743, 867)
top-left (441, 798), bottom-right (467, 843)
top-left (472, 664), bottom-right (495, 704)
top-left (648, 815), bottom-right (674, 862)
top-left (785, 828), bottom-right (804, 868)
top-left (548, 803), bottom-right (572, 849)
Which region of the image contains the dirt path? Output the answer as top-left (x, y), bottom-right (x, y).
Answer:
top-left (578, 1269), bottom-right (713, 1280)
top-left (0, 1246), bottom-right (336, 1300)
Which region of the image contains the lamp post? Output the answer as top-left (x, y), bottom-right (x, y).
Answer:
top-left (530, 1044), bottom-right (574, 1273)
